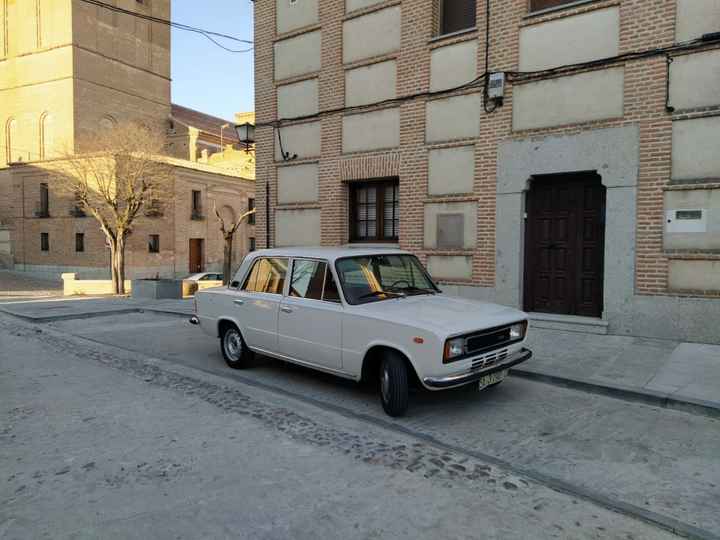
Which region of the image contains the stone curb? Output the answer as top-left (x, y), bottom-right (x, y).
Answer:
top-left (0, 306), bottom-right (192, 323)
top-left (510, 368), bottom-right (720, 420)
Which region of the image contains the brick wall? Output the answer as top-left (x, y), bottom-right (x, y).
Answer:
top-left (255, 0), bottom-right (720, 298)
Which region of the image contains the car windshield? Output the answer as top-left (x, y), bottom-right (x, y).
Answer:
top-left (335, 254), bottom-right (439, 305)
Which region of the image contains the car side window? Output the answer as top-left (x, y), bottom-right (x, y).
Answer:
top-left (242, 257), bottom-right (288, 294)
top-left (322, 267), bottom-right (342, 303)
top-left (289, 259), bottom-right (326, 300)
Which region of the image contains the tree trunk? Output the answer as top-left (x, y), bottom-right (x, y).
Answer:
top-left (115, 234), bottom-right (127, 295)
top-left (223, 235), bottom-right (233, 285)
top-left (109, 243), bottom-right (119, 294)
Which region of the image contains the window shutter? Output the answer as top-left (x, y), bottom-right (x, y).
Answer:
top-left (441, 0), bottom-right (476, 35)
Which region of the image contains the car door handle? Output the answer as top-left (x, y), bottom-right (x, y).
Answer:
top-left (280, 306), bottom-right (293, 314)
top-left (233, 299), bottom-right (245, 306)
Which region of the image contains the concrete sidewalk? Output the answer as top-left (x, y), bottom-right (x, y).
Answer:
top-left (520, 328), bottom-right (720, 418)
top-left (1, 294), bottom-right (718, 418)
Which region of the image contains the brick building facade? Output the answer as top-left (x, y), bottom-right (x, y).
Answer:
top-left (0, 0), bottom-right (255, 279)
top-left (254, 0), bottom-right (720, 342)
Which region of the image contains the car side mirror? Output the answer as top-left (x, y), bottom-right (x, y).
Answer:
top-left (230, 281), bottom-right (240, 289)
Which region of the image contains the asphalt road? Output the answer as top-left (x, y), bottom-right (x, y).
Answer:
top-left (40, 311), bottom-right (720, 539)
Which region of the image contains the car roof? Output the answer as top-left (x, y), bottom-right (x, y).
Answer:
top-left (248, 246), bottom-right (411, 263)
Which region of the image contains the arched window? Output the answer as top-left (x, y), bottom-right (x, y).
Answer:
top-left (5, 118), bottom-right (17, 164)
top-left (39, 112), bottom-right (53, 159)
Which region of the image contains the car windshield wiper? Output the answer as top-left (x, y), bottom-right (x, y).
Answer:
top-left (387, 285), bottom-right (437, 295)
top-left (358, 290), bottom-right (406, 300)
top-left (402, 285), bottom-right (437, 294)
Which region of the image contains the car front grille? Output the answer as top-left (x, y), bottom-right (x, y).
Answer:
top-left (471, 348), bottom-right (509, 371)
top-left (465, 325), bottom-right (513, 356)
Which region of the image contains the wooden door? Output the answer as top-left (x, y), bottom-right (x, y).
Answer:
top-left (189, 239), bottom-right (204, 273)
top-left (524, 174), bottom-right (605, 318)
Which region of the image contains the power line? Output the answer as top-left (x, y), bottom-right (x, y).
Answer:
top-left (260, 35), bottom-right (720, 129)
top-left (77, 0), bottom-right (254, 53)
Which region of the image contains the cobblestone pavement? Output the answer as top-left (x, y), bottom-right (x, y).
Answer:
top-left (0, 313), bottom-right (685, 540)
top-left (45, 311), bottom-right (720, 539)
top-left (0, 270), bottom-right (62, 298)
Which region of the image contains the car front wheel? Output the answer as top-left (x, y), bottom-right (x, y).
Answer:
top-left (220, 324), bottom-right (251, 369)
top-left (379, 352), bottom-right (409, 417)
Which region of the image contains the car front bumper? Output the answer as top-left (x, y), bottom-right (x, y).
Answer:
top-left (422, 347), bottom-right (532, 389)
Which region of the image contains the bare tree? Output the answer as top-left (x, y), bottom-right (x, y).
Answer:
top-left (214, 201), bottom-right (256, 285)
top-left (56, 122), bottom-right (173, 294)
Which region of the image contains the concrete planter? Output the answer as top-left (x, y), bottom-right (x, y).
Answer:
top-left (131, 279), bottom-right (183, 299)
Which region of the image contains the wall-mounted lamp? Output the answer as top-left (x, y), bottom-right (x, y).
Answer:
top-left (234, 122), bottom-right (256, 153)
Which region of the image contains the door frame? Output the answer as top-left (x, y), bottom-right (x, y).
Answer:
top-left (522, 172), bottom-right (606, 317)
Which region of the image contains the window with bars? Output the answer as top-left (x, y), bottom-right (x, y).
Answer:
top-left (529, 0), bottom-right (578, 12)
top-left (349, 179), bottom-right (399, 242)
top-left (439, 0), bottom-right (476, 36)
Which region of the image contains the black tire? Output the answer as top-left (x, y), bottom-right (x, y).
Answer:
top-left (379, 351), bottom-right (409, 417)
top-left (220, 324), bottom-right (252, 369)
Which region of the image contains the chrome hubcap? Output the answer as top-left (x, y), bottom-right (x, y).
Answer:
top-left (224, 330), bottom-right (242, 361)
top-left (381, 367), bottom-right (391, 402)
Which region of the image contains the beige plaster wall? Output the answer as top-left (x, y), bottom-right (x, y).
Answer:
top-left (676, 0), bottom-right (720, 42)
top-left (427, 255), bottom-right (473, 280)
top-left (276, 0), bottom-right (318, 34)
top-left (345, 60), bottom-right (397, 107)
top-left (513, 68), bottom-right (624, 131)
top-left (277, 163), bottom-right (319, 204)
top-left (274, 122), bottom-right (321, 161)
top-left (275, 208), bottom-right (321, 246)
top-left (430, 40), bottom-right (478, 92)
top-left (423, 201), bottom-right (477, 249)
top-left (669, 50), bottom-right (720, 110)
top-left (519, 7), bottom-right (619, 71)
top-left (342, 108), bottom-right (400, 153)
top-left (426, 93), bottom-right (482, 143)
top-left (428, 146), bottom-right (475, 195)
top-left (672, 117), bottom-right (720, 181)
top-left (277, 78), bottom-right (319, 120)
top-left (342, 6), bottom-right (401, 64)
top-left (274, 31), bottom-right (322, 80)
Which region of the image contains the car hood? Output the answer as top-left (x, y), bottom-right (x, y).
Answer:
top-left (352, 294), bottom-right (527, 336)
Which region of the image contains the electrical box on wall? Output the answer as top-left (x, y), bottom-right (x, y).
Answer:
top-left (487, 72), bottom-right (505, 100)
top-left (666, 208), bottom-right (707, 233)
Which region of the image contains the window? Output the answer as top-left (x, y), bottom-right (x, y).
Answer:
top-left (290, 259), bottom-right (326, 300)
top-left (75, 233), bottom-right (85, 253)
top-left (191, 190), bottom-right (202, 219)
top-left (335, 254), bottom-right (439, 305)
top-left (40, 233), bottom-right (49, 252)
top-left (249, 237), bottom-right (256, 252)
top-left (349, 179), bottom-right (399, 242)
top-left (248, 198), bottom-right (255, 225)
top-left (242, 257), bottom-right (288, 295)
top-left (440, 0), bottom-right (476, 35)
top-left (148, 234), bottom-right (160, 253)
top-left (289, 259), bottom-right (343, 303)
top-left (37, 183), bottom-right (49, 217)
top-left (529, 0), bottom-right (578, 12)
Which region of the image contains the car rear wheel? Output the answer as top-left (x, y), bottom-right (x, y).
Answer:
top-left (379, 351), bottom-right (409, 417)
top-left (220, 324), bottom-right (251, 369)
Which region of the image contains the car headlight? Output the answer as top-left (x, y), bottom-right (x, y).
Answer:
top-left (509, 321), bottom-right (528, 340)
top-left (443, 337), bottom-right (465, 363)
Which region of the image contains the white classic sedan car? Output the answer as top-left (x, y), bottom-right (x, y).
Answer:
top-left (191, 247), bottom-right (532, 417)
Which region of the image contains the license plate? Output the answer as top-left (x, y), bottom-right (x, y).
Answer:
top-left (478, 370), bottom-right (507, 390)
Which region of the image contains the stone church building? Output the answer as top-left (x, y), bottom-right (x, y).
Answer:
top-left (0, 0), bottom-right (255, 279)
